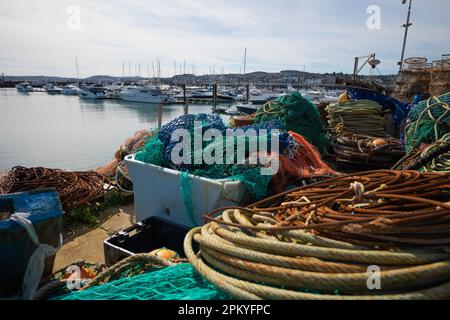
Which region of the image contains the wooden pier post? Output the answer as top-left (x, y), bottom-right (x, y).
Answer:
top-left (182, 83), bottom-right (188, 115)
top-left (158, 103), bottom-right (164, 129)
top-left (213, 83), bottom-right (218, 110)
top-left (246, 83), bottom-right (250, 103)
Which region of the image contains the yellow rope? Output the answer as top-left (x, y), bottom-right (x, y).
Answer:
top-left (185, 209), bottom-right (450, 300)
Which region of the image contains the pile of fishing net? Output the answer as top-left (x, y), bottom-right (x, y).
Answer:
top-left (0, 166), bottom-right (109, 211)
top-left (326, 100), bottom-right (386, 137)
top-left (185, 170), bottom-right (450, 300)
top-left (46, 255), bottom-right (229, 301)
top-left (330, 132), bottom-right (405, 169)
top-left (405, 93), bottom-right (450, 153)
top-left (253, 92), bottom-right (328, 155)
top-left (134, 113), bottom-right (336, 200)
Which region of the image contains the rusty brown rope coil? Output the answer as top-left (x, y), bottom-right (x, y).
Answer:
top-left (331, 132), bottom-right (406, 169)
top-left (0, 166), bottom-right (110, 211)
top-left (204, 170), bottom-right (450, 249)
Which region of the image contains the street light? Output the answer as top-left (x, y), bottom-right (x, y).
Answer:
top-left (398, 0), bottom-right (413, 72)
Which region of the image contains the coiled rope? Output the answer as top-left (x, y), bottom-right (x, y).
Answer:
top-left (405, 94), bottom-right (450, 152)
top-left (203, 170), bottom-right (450, 248)
top-left (185, 208), bottom-right (450, 300)
top-left (393, 133), bottom-right (450, 172)
top-left (326, 100), bottom-right (386, 137)
top-left (0, 167), bottom-right (109, 211)
top-left (331, 132), bottom-right (405, 168)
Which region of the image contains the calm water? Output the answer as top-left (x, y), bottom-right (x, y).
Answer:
top-left (0, 88), bottom-right (230, 171)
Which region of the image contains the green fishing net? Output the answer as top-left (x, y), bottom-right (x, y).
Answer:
top-left (135, 133), bottom-right (172, 167)
top-left (405, 93), bottom-right (450, 152)
top-left (136, 127), bottom-right (277, 201)
top-left (253, 91), bottom-right (328, 154)
top-left (54, 263), bottom-right (232, 301)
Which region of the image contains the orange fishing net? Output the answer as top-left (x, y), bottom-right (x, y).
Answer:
top-left (270, 131), bottom-right (337, 193)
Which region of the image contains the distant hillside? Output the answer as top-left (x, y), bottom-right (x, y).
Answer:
top-left (2, 70), bottom-right (397, 87)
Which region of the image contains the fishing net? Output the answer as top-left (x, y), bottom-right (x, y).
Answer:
top-left (135, 107), bottom-right (336, 205)
top-left (253, 92), bottom-right (328, 154)
top-left (54, 263), bottom-right (231, 301)
top-left (405, 93), bottom-right (450, 152)
top-left (135, 133), bottom-right (172, 168)
top-left (159, 114), bottom-right (227, 161)
top-left (135, 114), bottom-right (291, 200)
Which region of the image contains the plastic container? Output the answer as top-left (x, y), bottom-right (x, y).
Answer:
top-left (103, 217), bottom-right (193, 266)
top-left (125, 154), bottom-right (251, 227)
top-left (0, 189), bottom-right (63, 297)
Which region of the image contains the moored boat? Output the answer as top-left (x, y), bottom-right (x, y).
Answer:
top-left (61, 85), bottom-right (81, 96)
top-left (119, 85), bottom-right (173, 104)
top-left (15, 82), bottom-right (33, 93)
top-left (78, 84), bottom-right (108, 99)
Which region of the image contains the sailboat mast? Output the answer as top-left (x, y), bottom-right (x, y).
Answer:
top-left (75, 57), bottom-right (80, 80)
top-left (243, 47), bottom-right (247, 83)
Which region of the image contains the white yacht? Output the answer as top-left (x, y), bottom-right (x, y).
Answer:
top-left (119, 86), bottom-right (173, 104)
top-left (105, 82), bottom-right (125, 99)
top-left (44, 84), bottom-right (63, 94)
top-left (188, 88), bottom-right (213, 99)
top-left (15, 82), bottom-right (33, 92)
top-left (78, 84), bottom-right (108, 99)
top-left (61, 85), bottom-right (81, 96)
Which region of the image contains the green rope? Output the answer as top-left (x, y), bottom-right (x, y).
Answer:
top-left (180, 171), bottom-right (198, 227)
top-left (405, 93), bottom-right (450, 153)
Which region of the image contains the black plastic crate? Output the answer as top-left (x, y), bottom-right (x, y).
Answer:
top-left (103, 217), bottom-right (193, 266)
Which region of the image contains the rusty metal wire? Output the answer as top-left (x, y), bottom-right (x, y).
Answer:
top-left (0, 166), bottom-right (109, 212)
top-left (204, 170), bottom-right (450, 249)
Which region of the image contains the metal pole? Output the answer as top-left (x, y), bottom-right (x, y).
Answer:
top-left (399, 0), bottom-right (413, 72)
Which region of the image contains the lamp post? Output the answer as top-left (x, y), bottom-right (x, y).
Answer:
top-left (398, 0), bottom-right (413, 72)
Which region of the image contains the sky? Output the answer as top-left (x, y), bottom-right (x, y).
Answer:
top-left (0, 0), bottom-right (449, 77)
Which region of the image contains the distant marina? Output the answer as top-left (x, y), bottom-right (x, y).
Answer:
top-left (1, 80), bottom-right (342, 172)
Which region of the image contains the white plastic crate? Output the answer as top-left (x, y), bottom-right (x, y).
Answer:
top-left (125, 154), bottom-right (249, 228)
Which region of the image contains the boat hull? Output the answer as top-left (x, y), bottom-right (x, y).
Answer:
top-left (120, 94), bottom-right (171, 104)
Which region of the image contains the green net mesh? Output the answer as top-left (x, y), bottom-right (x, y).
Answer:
top-left (405, 93), bottom-right (450, 152)
top-left (134, 132), bottom-right (172, 167)
top-left (135, 126), bottom-right (279, 201)
top-left (54, 264), bottom-right (232, 301)
top-left (253, 91), bottom-right (328, 154)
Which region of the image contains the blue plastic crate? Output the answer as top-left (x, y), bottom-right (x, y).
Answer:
top-left (0, 189), bottom-right (64, 298)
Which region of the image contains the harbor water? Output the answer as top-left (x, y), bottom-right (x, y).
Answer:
top-left (0, 88), bottom-right (230, 172)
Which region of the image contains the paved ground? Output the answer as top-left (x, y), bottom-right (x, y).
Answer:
top-left (53, 204), bottom-right (135, 272)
